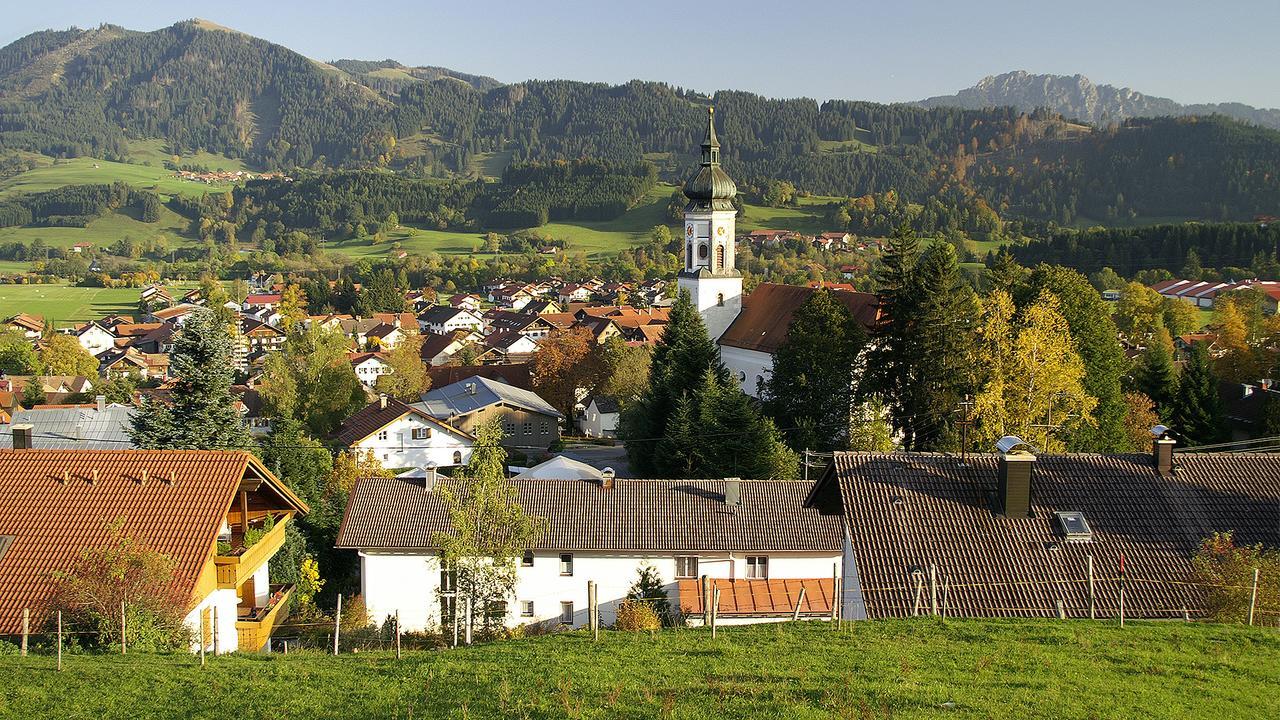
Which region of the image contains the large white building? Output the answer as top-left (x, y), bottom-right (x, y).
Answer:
top-left (675, 110), bottom-right (880, 397)
top-left (332, 396), bottom-right (475, 470)
top-left (337, 475), bottom-right (846, 632)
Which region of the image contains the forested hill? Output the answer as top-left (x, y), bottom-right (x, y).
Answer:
top-left (2, 21), bottom-right (1279, 223)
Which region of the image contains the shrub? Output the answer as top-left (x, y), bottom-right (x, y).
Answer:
top-left (626, 564), bottom-right (671, 620)
top-left (1192, 531), bottom-right (1280, 624)
top-left (614, 600), bottom-right (661, 631)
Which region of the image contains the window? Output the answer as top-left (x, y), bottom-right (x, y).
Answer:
top-left (559, 553), bottom-right (574, 576)
top-left (376, 430), bottom-right (388, 442)
top-left (540, 421), bottom-right (550, 435)
top-left (523, 422), bottom-right (533, 436)
top-left (716, 293), bottom-right (724, 307)
top-left (716, 244), bottom-right (725, 271)
top-left (737, 370), bottom-right (746, 382)
top-left (698, 243), bottom-right (709, 259)
top-left (560, 601), bottom-right (574, 624)
top-left (503, 421), bottom-right (516, 435)
top-left (686, 243), bottom-right (693, 263)
top-left (746, 556), bottom-right (769, 579)
top-left (485, 601), bottom-right (508, 622)
top-left (522, 550), bottom-right (534, 567)
top-left (676, 556), bottom-right (699, 579)
top-left (521, 600), bottom-right (534, 617)
top-left (453, 450), bottom-right (463, 464)
top-left (411, 427), bottom-right (432, 440)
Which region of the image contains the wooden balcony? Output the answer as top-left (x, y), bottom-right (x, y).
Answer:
top-left (236, 584), bottom-right (294, 652)
top-left (213, 514), bottom-right (290, 590)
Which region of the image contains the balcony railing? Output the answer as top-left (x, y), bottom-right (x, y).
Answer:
top-left (213, 514), bottom-right (289, 590)
top-left (236, 583), bottom-right (294, 652)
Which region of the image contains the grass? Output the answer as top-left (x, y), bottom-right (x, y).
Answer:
top-left (124, 139), bottom-right (251, 174)
top-left (0, 284), bottom-right (147, 325)
top-left (1, 619), bottom-right (1275, 719)
top-left (0, 205), bottom-right (196, 251)
top-left (0, 156), bottom-right (235, 201)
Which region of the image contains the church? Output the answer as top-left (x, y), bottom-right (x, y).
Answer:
top-left (677, 108), bottom-right (880, 398)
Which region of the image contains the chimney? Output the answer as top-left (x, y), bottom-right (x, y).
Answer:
top-left (995, 436), bottom-right (1034, 518)
top-left (423, 463), bottom-right (438, 491)
top-left (1152, 425), bottom-right (1176, 477)
top-left (600, 467), bottom-right (616, 489)
top-left (11, 423), bottom-right (33, 450)
top-left (379, 393), bottom-right (388, 410)
top-left (723, 477), bottom-right (742, 508)
top-left (96, 394), bottom-right (106, 412)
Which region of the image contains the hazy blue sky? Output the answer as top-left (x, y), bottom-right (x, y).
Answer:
top-left (5, 0), bottom-right (1280, 107)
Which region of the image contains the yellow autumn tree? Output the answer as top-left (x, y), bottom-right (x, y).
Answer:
top-left (278, 284), bottom-right (308, 331)
top-left (374, 330), bottom-right (430, 400)
top-left (1114, 281), bottom-right (1166, 341)
top-left (969, 290), bottom-right (1017, 449)
top-left (1214, 296), bottom-right (1255, 382)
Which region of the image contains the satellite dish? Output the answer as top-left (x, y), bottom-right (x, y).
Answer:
top-left (996, 435), bottom-right (1032, 454)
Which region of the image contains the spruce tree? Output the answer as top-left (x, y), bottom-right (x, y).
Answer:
top-left (130, 307), bottom-right (253, 449)
top-left (910, 242), bottom-right (980, 449)
top-left (1170, 342), bottom-right (1228, 446)
top-left (764, 289), bottom-right (866, 452)
top-left (863, 223), bottom-right (921, 445)
top-left (1136, 327), bottom-right (1179, 420)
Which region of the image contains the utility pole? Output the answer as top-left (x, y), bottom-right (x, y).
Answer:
top-left (956, 395), bottom-right (975, 466)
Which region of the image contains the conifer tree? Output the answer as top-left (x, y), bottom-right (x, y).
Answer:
top-left (1136, 327), bottom-right (1179, 420)
top-left (1171, 342), bottom-right (1228, 446)
top-left (130, 307), bottom-right (252, 449)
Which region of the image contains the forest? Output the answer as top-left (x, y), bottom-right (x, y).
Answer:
top-left (2, 21), bottom-right (1279, 224)
top-left (1008, 222), bottom-right (1280, 277)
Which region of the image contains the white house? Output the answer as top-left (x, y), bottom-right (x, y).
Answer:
top-left (76, 321), bottom-right (118, 357)
top-left (336, 475), bottom-right (844, 632)
top-left (579, 395), bottom-right (620, 438)
top-left (350, 352), bottom-right (391, 387)
top-left (333, 396), bottom-right (475, 470)
top-left (419, 306), bottom-right (485, 336)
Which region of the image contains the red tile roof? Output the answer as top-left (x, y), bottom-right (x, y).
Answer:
top-left (0, 449), bottom-right (307, 633)
top-left (719, 283), bottom-right (879, 354)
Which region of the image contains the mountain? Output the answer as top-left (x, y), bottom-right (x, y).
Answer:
top-left (1, 22), bottom-right (1279, 223)
top-left (919, 70), bottom-right (1280, 130)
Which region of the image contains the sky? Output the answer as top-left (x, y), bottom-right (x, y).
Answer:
top-left (5, 0), bottom-right (1280, 108)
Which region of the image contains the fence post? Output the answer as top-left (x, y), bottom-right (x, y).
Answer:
top-left (836, 577), bottom-right (844, 631)
top-left (333, 593), bottom-right (342, 655)
top-left (212, 606), bottom-right (219, 655)
top-left (451, 595), bottom-right (459, 648)
top-left (912, 571), bottom-right (924, 617)
top-left (792, 587), bottom-right (807, 622)
top-left (929, 565), bottom-right (938, 617)
top-left (1057, 598), bottom-right (1066, 620)
top-left (121, 600), bottom-right (127, 655)
top-left (57, 610), bottom-right (63, 672)
top-left (1118, 554), bottom-right (1126, 628)
top-left (1087, 555), bottom-right (1096, 620)
top-left (1249, 567), bottom-right (1260, 626)
top-left (941, 578), bottom-right (950, 619)
top-left (464, 597), bottom-right (472, 645)
top-left (21, 608), bottom-right (28, 657)
top-left (395, 610), bottom-right (401, 659)
top-left (711, 587), bottom-right (720, 639)
top-left (199, 611), bottom-right (206, 667)
top-left (701, 575), bottom-right (710, 627)
top-left (588, 581), bottom-right (598, 641)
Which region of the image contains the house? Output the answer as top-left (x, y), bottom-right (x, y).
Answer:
top-left (0, 398), bottom-right (134, 448)
top-left (419, 330), bottom-right (477, 367)
top-left (483, 330), bottom-right (540, 362)
top-left (558, 284), bottom-right (593, 304)
top-left (485, 310), bottom-right (556, 340)
top-left (521, 299), bottom-right (563, 316)
top-left (805, 437), bottom-right (1280, 619)
top-left (337, 475), bottom-right (843, 631)
top-left (717, 283), bottom-right (879, 397)
top-left (98, 347), bottom-right (152, 378)
top-left (139, 284), bottom-right (173, 309)
top-left (234, 387), bottom-right (273, 437)
top-left (4, 314), bottom-right (44, 339)
top-left (148, 304), bottom-right (201, 326)
top-left (0, 447), bottom-right (309, 653)
top-left (446, 294), bottom-right (483, 313)
top-left (76, 321), bottom-right (118, 357)
top-left (580, 395), bottom-right (621, 438)
top-left (418, 306), bottom-right (485, 336)
top-left (333, 396), bottom-right (474, 470)
top-left (816, 232), bottom-right (851, 249)
top-left (242, 293), bottom-right (282, 311)
top-left (350, 352), bottom-right (391, 387)
top-left (70, 242), bottom-right (92, 253)
top-left (241, 319), bottom-right (287, 355)
top-left (0, 375), bottom-right (95, 404)
top-left (417, 376), bottom-right (563, 451)
top-left (364, 323), bottom-right (405, 350)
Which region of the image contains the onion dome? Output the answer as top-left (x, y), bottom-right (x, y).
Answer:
top-left (684, 107), bottom-right (737, 202)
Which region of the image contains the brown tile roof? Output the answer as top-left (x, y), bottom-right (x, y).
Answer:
top-left (719, 283), bottom-right (879, 353)
top-left (814, 451), bottom-right (1280, 620)
top-left (678, 578), bottom-right (835, 617)
top-left (428, 364), bottom-right (533, 391)
top-left (337, 476), bottom-right (842, 553)
top-left (4, 314), bottom-right (43, 332)
top-left (0, 449), bottom-right (307, 633)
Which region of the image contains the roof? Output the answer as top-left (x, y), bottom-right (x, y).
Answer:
top-left (418, 375), bottom-right (563, 420)
top-left (684, 107), bottom-right (736, 204)
top-left (0, 449), bottom-right (306, 633)
top-left (243, 293), bottom-right (282, 305)
top-left (813, 451), bottom-right (1280, 619)
top-left (588, 395), bottom-right (622, 414)
top-left (428, 364), bottom-right (532, 391)
top-left (678, 578), bottom-right (835, 617)
top-left (4, 314), bottom-right (43, 332)
top-left (719, 283), bottom-right (879, 353)
top-left (513, 455), bottom-right (605, 481)
top-left (0, 404), bottom-right (136, 450)
top-left (419, 306), bottom-right (478, 324)
top-left (337, 476), bottom-right (841, 553)
top-left (332, 397), bottom-right (472, 446)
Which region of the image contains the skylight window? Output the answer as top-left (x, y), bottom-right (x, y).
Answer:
top-left (1054, 511), bottom-right (1092, 542)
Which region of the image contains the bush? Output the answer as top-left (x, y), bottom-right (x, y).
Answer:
top-left (1193, 532), bottom-right (1280, 624)
top-left (614, 600), bottom-right (661, 631)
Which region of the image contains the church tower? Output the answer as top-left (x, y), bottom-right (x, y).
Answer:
top-left (677, 107), bottom-right (741, 341)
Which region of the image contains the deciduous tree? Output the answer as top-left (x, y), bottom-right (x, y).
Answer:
top-left (261, 324), bottom-right (368, 437)
top-left (374, 330), bottom-right (430, 401)
top-left (39, 332), bottom-right (99, 377)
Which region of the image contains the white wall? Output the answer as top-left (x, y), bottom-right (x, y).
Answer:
top-left (252, 562), bottom-right (270, 607)
top-left (720, 345), bottom-right (773, 398)
top-left (357, 549), bottom-right (841, 632)
top-left (78, 326), bottom-right (115, 356)
top-left (580, 405), bottom-right (618, 438)
top-left (185, 588), bottom-right (239, 655)
top-left (354, 414), bottom-right (473, 469)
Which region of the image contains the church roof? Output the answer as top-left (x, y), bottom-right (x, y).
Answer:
top-left (684, 107), bottom-right (737, 204)
top-left (718, 283), bottom-right (880, 354)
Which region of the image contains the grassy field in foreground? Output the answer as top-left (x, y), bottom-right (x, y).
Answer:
top-left (2, 620), bottom-right (1276, 719)
top-left (0, 284), bottom-right (146, 325)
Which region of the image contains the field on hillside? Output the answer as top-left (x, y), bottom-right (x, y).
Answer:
top-left (0, 157), bottom-right (235, 200)
top-left (0, 205), bottom-right (196, 251)
top-left (0, 284), bottom-right (147, 325)
top-left (2, 620), bottom-right (1275, 719)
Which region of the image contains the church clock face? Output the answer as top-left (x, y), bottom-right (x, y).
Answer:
top-left (686, 224), bottom-right (694, 238)
top-left (716, 226), bottom-right (725, 236)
